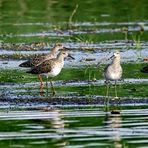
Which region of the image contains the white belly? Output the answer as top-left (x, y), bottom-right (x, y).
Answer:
top-left (48, 66), bottom-right (62, 77)
top-left (107, 72), bottom-right (121, 80)
top-left (105, 66), bottom-right (122, 81)
top-left (41, 62), bottom-right (64, 78)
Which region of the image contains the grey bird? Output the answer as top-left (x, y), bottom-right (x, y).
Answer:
top-left (104, 50), bottom-right (122, 98)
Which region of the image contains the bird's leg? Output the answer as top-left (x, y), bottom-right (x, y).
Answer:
top-left (46, 76), bottom-right (49, 95)
top-left (104, 80), bottom-right (110, 110)
top-left (114, 80), bottom-right (118, 99)
top-left (38, 74), bottom-right (43, 95)
top-left (46, 76), bottom-right (48, 88)
top-left (105, 80), bottom-right (109, 104)
top-left (105, 81), bottom-right (109, 97)
top-left (39, 85), bottom-right (43, 96)
top-left (50, 79), bottom-right (56, 96)
top-left (38, 74), bottom-right (43, 86)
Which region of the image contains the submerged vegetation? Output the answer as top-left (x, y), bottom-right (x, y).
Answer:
top-left (68, 4), bottom-right (79, 29)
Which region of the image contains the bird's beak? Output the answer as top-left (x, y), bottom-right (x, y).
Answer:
top-left (108, 55), bottom-right (114, 60)
top-left (63, 47), bottom-right (70, 50)
top-left (59, 47), bottom-right (70, 51)
top-left (96, 62), bottom-right (101, 67)
top-left (58, 47), bottom-right (69, 51)
top-left (68, 54), bottom-right (75, 60)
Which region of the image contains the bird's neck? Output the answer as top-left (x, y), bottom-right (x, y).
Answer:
top-left (57, 54), bottom-right (64, 62)
top-left (46, 47), bottom-right (58, 59)
top-left (50, 47), bottom-right (57, 55)
top-left (112, 58), bottom-right (120, 66)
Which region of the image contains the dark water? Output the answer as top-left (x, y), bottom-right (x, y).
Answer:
top-left (0, 0), bottom-right (148, 147)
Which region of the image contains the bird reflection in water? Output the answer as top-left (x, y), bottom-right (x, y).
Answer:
top-left (104, 102), bottom-right (122, 148)
top-left (40, 108), bottom-right (68, 147)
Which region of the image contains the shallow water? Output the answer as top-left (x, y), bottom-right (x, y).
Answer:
top-left (0, 48), bottom-right (148, 69)
top-left (0, 107), bottom-right (148, 148)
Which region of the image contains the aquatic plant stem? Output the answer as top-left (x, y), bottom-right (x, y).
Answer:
top-left (114, 81), bottom-right (118, 98)
top-left (38, 75), bottom-right (43, 96)
top-left (68, 4), bottom-right (78, 29)
top-left (46, 77), bottom-right (48, 88)
top-left (105, 82), bottom-right (109, 99)
top-left (50, 79), bottom-right (56, 96)
top-left (105, 82), bottom-right (109, 108)
top-left (46, 77), bottom-right (49, 95)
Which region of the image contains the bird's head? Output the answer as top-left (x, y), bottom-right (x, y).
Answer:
top-left (59, 50), bottom-right (75, 60)
top-left (108, 50), bottom-right (121, 60)
top-left (54, 43), bottom-right (64, 51)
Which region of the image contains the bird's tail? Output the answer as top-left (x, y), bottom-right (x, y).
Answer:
top-left (26, 70), bottom-right (32, 74)
top-left (19, 61), bottom-right (31, 67)
top-left (26, 67), bottom-right (38, 74)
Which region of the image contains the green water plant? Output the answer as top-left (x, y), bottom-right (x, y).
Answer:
top-left (71, 34), bottom-right (94, 46)
top-left (68, 4), bottom-right (79, 29)
top-left (52, 4), bottom-right (79, 33)
top-left (131, 24), bottom-right (144, 60)
top-left (84, 66), bottom-right (96, 81)
top-left (131, 24), bottom-right (144, 49)
top-left (121, 27), bottom-right (128, 41)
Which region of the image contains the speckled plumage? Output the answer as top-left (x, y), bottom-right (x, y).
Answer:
top-left (19, 43), bottom-right (63, 67)
top-left (27, 50), bottom-right (74, 95)
top-left (28, 50), bottom-right (69, 76)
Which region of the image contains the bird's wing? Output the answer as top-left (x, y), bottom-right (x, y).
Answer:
top-left (104, 64), bottom-right (110, 73)
top-left (19, 60), bottom-right (31, 67)
top-left (31, 55), bottom-right (46, 66)
top-left (31, 59), bottom-right (55, 74)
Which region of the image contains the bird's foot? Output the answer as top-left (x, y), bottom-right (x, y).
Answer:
top-left (39, 90), bottom-right (46, 96)
top-left (111, 96), bottom-right (120, 100)
top-left (111, 110), bottom-right (120, 114)
top-left (115, 96), bottom-right (119, 99)
top-left (51, 91), bottom-right (56, 97)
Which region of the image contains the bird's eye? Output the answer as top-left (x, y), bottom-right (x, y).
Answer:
top-left (57, 43), bottom-right (61, 46)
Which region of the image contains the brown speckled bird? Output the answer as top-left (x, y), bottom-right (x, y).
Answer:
top-left (27, 50), bottom-right (74, 95)
top-left (19, 43), bottom-right (64, 67)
